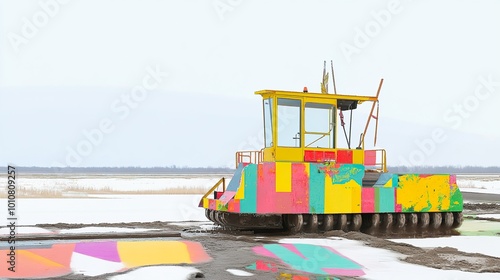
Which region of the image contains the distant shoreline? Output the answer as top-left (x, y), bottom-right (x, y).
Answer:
top-left (2, 166), bottom-right (499, 175)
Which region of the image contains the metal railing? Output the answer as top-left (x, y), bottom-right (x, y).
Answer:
top-left (365, 149), bottom-right (387, 173)
top-left (235, 150), bottom-right (262, 168)
top-left (198, 177), bottom-right (226, 207)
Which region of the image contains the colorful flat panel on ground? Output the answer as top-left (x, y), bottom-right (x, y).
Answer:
top-left (0, 240), bottom-right (211, 278)
top-left (249, 243), bottom-right (364, 277)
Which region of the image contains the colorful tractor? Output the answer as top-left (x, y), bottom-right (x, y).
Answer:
top-left (199, 75), bottom-right (463, 234)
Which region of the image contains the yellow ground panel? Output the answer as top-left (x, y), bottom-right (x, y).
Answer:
top-left (234, 172), bottom-right (245, 199)
top-left (397, 175), bottom-right (451, 211)
top-left (352, 149), bottom-right (364, 165)
top-left (118, 241), bottom-right (191, 267)
top-left (276, 162), bottom-right (292, 192)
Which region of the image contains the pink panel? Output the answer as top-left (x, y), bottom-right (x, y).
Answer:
top-left (257, 162), bottom-right (276, 213)
top-left (219, 191), bottom-right (236, 204)
top-left (291, 163), bottom-right (309, 213)
top-left (281, 244), bottom-right (306, 259)
top-left (322, 268), bottom-right (365, 277)
top-left (208, 199), bottom-right (216, 210)
top-left (395, 204), bottom-right (402, 212)
top-left (228, 200), bottom-right (240, 212)
top-left (449, 174), bottom-right (456, 185)
top-left (274, 192), bottom-right (292, 213)
top-left (364, 150), bottom-right (376, 165)
top-left (253, 246), bottom-right (279, 259)
top-left (361, 188), bottom-right (375, 213)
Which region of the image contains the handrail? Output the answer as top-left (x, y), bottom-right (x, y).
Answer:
top-left (235, 150), bottom-right (262, 168)
top-left (198, 177), bottom-right (226, 206)
top-left (366, 149), bottom-right (387, 173)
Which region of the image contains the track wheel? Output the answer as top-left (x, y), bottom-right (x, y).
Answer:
top-left (419, 213), bottom-right (430, 229)
top-left (380, 213), bottom-right (393, 230)
top-left (394, 213), bottom-right (406, 229)
top-left (406, 213), bottom-right (418, 228)
top-left (205, 209), bottom-right (211, 221)
top-left (443, 212), bottom-right (454, 228)
top-left (208, 210), bottom-right (216, 223)
top-left (321, 215), bottom-right (334, 231)
top-left (305, 214), bottom-right (318, 233)
top-left (284, 214), bottom-right (303, 234)
top-left (452, 212), bottom-right (463, 228)
top-left (336, 214), bottom-right (348, 231)
top-left (370, 214), bottom-right (381, 228)
top-left (214, 211), bottom-right (223, 226)
top-left (430, 213), bottom-right (442, 229)
top-left (349, 214), bottom-right (362, 231)
top-left (219, 212), bottom-right (229, 226)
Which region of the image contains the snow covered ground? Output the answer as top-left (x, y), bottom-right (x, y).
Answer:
top-left (457, 174), bottom-right (500, 194)
top-left (0, 174), bottom-right (498, 279)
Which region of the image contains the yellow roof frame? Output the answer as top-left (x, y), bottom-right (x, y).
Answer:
top-left (255, 90), bottom-right (378, 104)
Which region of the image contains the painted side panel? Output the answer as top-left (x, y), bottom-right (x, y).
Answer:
top-left (308, 164), bottom-right (325, 213)
top-left (375, 187), bottom-right (395, 212)
top-left (276, 162), bottom-right (292, 192)
top-left (203, 163), bottom-right (463, 215)
top-left (352, 149), bottom-right (364, 165)
top-left (364, 150), bottom-right (376, 165)
top-left (290, 163), bottom-right (309, 212)
top-left (397, 174), bottom-right (452, 212)
top-left (256, 162), bottom-right (276, 213)
top-left (239, 164), bottom-right (257, 213)
top-left (361, 188), bottom-right (375, 213)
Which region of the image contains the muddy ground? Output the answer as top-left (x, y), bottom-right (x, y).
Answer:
top-left (23, 202), bottom-right (500, 279)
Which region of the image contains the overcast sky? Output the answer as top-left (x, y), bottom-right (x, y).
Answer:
top-left (1, 0), bottom-right (499, 168)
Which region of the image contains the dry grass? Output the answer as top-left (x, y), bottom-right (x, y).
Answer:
top-left (0, 186), bottom-right (207, 198)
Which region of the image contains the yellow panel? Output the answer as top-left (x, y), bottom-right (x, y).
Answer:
top-left (397, 175), bottom-right (450, 211)
top-left (350, 181), bottom-right (362, 212)
top-left (325, 178), bottom-right (361, 213)
top-left (275, 147), bottom-right (303, 162)
top-left (118, 241), bottom-right (191, 267)
top-left (330, 182), bottom-right (352, 213)
top-left (262, 147), bottom-right (275, 162)
top-left (234, 172), bottom-right (245, 199)
top-left (203, 198), bottom-right (209, 208)
top-left (352, 149), bottom-right (364, 164)
top-left (276, 162), bottom-right (292, 192)
top-left (384, 178), bottom-right (392, 188)
top-left (324, 173), bottom-right (335, 213)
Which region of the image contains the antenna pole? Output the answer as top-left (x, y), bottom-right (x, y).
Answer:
top-left (359, 78), bottom-right (384, 149)
top-left (331, 60), bottom-right (337, 94)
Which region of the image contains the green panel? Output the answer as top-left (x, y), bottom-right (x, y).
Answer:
top-left (240, 164), bottom-right (257, 213)
top-left (375, 187), bottom-right (394, 212)
top-left (309, 164), bottom-right (325, 213)
top-left (449, 187), bottom-right (464, 211)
